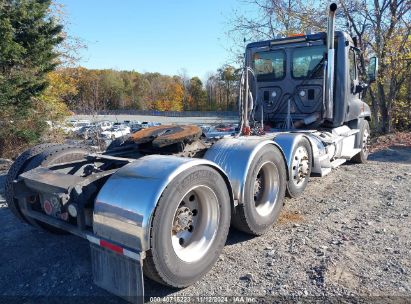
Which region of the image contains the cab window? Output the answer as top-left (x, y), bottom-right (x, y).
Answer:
top-left (253, 50), bottom-right (285, 81)
top-left (292, 45), bottom-right (325, 79)
top-left (349, 48), bottom-right (357, 82)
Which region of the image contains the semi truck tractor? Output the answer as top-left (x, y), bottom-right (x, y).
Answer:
top-left (5, 3), bottom-right (378, 303)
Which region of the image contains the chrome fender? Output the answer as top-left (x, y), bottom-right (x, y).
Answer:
top-left (274, 133), bottom-right (308, 175)
top-left (204, 137), bottom-right (285, 204)
top-left (93, 155), bottom-right (232, 252)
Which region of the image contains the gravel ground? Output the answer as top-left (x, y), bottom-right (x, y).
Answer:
top-left (0, 146), bottom-right (410, 303)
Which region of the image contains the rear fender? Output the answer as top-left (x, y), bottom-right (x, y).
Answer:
top-left (204, 137), bottom-right (286, 205)
top-left (93, 155), bottom-right (233, 253)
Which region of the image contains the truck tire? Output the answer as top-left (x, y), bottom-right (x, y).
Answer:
top-left (352, 120), bottom-right (370, 163)
top-left (5, 143), bottom-right (60, 223)
top-left (231, 145), bottom-right (286, 235)
top-left (286, 137), bottom-right (312, 198)
top-left (25, 144), bottom-right (92, 171)
top-left (143, 165), bottom-right (231, 287)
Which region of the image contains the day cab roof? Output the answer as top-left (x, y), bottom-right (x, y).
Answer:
top-left (246, 31), bottom-right (353, 50)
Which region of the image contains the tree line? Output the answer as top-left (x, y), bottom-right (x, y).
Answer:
top-left (47, 66), bottom-right (240, 115)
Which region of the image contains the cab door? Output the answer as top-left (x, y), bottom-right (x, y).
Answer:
top-left (345, 46), bottom-right (364, 121)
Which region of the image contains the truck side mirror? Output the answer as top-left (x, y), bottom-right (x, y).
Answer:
top-left (367, 56), bottom-right (378, 83)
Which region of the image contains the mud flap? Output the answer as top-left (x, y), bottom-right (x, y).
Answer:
top-left (90, 244), bottom-right (144, 304)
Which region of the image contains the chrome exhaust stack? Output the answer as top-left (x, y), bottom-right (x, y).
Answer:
top-left (325, 2), bottom-right (337, 120)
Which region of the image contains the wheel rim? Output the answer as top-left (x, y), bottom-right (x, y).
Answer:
top-left (253, 161), bottom-right (280, 217)
top-left (362, 128), bottom-right (370, 155)
top-left (171, 185), bottom-right (220, 263)
top-left (291, 146), bottom-right (310, 188)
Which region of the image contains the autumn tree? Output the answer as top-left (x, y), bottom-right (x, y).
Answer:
top-left (155, 78), bottom-right (184, 111)
top-left (188, 77), bottom-right (207, 111)
top-left (205, 66), bottom-right (240, 111)
top-left (121, 71), bottom-right (141, 109)
top-left (99, 70), bottom-right (125, 109)
top-left (178, 68), bottom-right (191, 111)
top-left (36, 69), bottom-right (75, 121)
top-left (72, 68), bottom-right (101, 112)
top-left (219, 65), bottom-right (240, 111)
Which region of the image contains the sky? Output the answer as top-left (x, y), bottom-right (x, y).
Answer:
top-left (56, 0), bottom-right (245, 79)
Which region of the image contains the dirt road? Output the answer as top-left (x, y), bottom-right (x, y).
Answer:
top-left (0, 146), bottom-right (410, 303)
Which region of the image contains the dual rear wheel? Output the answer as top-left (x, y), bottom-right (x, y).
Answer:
top-left (231, 145), bottom-right (287, 235)
top-left (145, 144), bottom-right (301, 287)
top-left (229, 138), bottom-right (312, 237)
